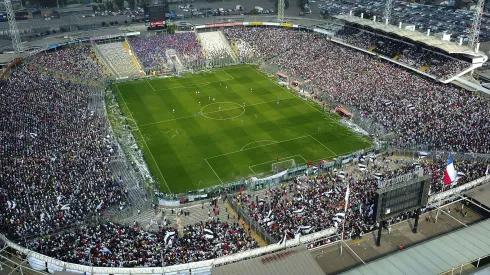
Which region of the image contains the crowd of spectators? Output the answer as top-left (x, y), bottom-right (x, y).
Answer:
top-left (334, 26), bottom-right (471, 79)
top-left (30, 46), bottom-right (103, 80)
top-left (1, 29), bottom-right (489, 268)
top-left (225, 27), bottom-right (490, 153)
top-left (0, 65), bottom-right (125, 240)
top-left (129, 33), bottom-right (205, 68)
top-left (233, 156), bottom-right (488, 241)
top-left (29, 219), bottom-right (258, 267)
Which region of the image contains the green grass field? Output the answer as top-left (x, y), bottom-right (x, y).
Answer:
top-left (114, 65), bottom-right (372, 194)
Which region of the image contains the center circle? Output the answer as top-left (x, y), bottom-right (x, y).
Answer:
top-left (200, 102), bottom-right (245, 120)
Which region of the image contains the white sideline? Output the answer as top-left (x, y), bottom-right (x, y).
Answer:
top-left (115, 85), bottom-right (173, 194)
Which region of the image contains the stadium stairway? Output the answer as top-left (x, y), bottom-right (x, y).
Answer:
top-left (419, 64), bottom-right (431, 72)
top-left (94, 42), bottom-right (141, 78)
top-left (88, 48), bottom-right (112, 79)
top-left (230, 40), bottom-right (239, 57)
top-left (224, 202), bottom-right (268, 247)
top-left (219, 31), bottom-right (239, 63)
top-left (122, 40), bottom-right (143, 71)
top-left (198, 31), bottom-right (238, 63)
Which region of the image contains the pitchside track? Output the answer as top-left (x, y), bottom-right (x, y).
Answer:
top-left (114, 65), bottom-right (371, 194)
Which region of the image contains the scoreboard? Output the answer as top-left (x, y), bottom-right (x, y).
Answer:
top-left (145, 0), bottom-right (169, 27)
top-left (374, 176), bottom-right (430, 222)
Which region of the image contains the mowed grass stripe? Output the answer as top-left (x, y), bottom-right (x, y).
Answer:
top-left (115, 65), bottom-right (372, 193)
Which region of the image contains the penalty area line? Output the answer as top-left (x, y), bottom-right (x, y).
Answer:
top-left (146, 80), bottom-right (156, 91)
top-left (309, 135), bottom-right (337, 156)
top-left (205, 159), bottom-right (224, 184)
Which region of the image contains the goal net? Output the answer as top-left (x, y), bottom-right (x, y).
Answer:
top-left (272, 159), bottom-right (296, 173)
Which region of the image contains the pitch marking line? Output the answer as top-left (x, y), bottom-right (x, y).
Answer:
top-left (248, 66), bottom-right (376, 148)
top-left (205, 158), bottom-right (224, 184)
top-left (220, 69), bottom-right (235, 81)
top-left (241, 140), bottom-right (277, 151)
top-left (138, 97), bottom-right (296, 127)
top-left (249, 66), bottom-right (324, 115)
top-left (206, 135), bottom-right (311, 160)
top-left (146, 80), bottom-right (156, 91)
top-left (249, 166), bottom-right (257, 175)
top-left (309, 135), bottom-right (337, 156)
top-left (115, 85), bottom-right (173, 194)
top-left (248, 154), bottom-right (307, 171)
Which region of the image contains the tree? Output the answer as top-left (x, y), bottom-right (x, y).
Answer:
top-left (167, 24), bottom-right (176, 34)
top-left (321, 9), bottom-right (331, 20)
top-left (297, 0), bottom-right (308, 9)
top-left (114, 0), bottom-right (124, 9)
top-left (105, 1), bottom-right (114, 11)
top-left (250, 8), bottom-right (260, 15)
top-left (354, 9), bottom-right (374, 20)
top-left (128, 0), bottom-right (136, 10)
top-left (92, 4), bottom-right (98, 12)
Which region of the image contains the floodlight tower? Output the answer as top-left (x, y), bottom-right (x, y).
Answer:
top-left (469, 0), bottom-right (485, 51)
top-left (278, 0), bottom-right (285, 23)
top-left (383, 0), bottom-right (394, 24)
top-left (4, 0), bottom-right (23, 55)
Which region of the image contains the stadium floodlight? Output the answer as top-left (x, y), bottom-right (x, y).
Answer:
top-left (278, 0), bottom-right (285, 23)
top-left (383, 0), bottom-right (394, 24)
top-left (469, 0), bottom-right (485, 51)
top-left (4, 0), bottom-right (23, 56)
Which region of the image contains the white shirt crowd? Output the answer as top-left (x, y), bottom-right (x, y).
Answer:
top-left (0, 62), bottom-right (124, 240)
top-left (234, 156), bottom-right (488, 242)
top-left (224, 27), bottom-right (490, 153)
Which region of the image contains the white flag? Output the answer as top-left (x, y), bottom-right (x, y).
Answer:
top-left (486, 165), bottom-right (489, 176)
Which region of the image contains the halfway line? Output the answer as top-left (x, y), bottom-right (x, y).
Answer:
top-left (138, 96), bottom-right (296, 127)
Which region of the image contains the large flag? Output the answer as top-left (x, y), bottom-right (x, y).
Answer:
top-left (444, 156), bottom-right (458, 185)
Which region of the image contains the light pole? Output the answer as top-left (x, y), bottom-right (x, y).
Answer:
top-left (340, 180), bottom-right (349, 256)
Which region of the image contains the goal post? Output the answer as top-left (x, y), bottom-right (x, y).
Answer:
top-left (272, 159), bottom-right (296, 173)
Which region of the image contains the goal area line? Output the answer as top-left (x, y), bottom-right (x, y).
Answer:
top-left (248, 154), bottom-right (307, 175)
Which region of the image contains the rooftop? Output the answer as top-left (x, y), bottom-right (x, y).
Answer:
top-left (334, 15), bottom-right (486, 57)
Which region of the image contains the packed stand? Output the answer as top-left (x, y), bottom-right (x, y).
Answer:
top-left (226, 28), bottom-right (490, 153)
top-left (233, 156), bottom-right (488, 241)
top-left (223, 28), bottom-right (308, 61)
top-left (0, 65), bottom-right (125, 240)
top-left (129, 33), bottom-right (205, 68)
top-left (233, 40), bottom-right (255, 60)
top-left (30, 46), bottom-right (103, 80)
top-left (333, 26), bottom-right (471, 79)
top-left (29, 219), bottom-right (258, 267)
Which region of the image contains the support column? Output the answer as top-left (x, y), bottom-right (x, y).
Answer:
top-left (413, 209), bottom-right (420, 233)
top-left (376, 221), bottom-right (383, 247)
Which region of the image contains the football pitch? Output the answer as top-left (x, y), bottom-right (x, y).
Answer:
top-left (114, 65), bottom-right (372, 194)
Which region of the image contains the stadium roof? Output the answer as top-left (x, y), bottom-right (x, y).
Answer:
top-left (211, 245), bottom-right (324, 275)
top-left (334, 15), bottom-right (485, 57)
top-left (465, 180), bottom-right (490, 208)
top-left (341, 219), bottom-right (490, 275)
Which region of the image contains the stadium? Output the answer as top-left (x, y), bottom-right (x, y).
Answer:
top-left (1, 1), bottom-right (490, 275)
